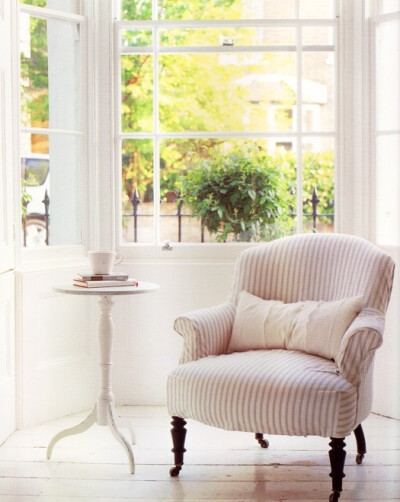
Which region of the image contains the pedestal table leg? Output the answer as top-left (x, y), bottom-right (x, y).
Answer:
top-left (46, 295), bottom-right (135, 473)
top-left (46, 405), bottom-right (97, 460)
top-left (97, 295), bottom-right (135, 473)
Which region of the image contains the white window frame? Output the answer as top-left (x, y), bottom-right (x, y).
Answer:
top-left (113, 1), bottom-right (341, 260)
top-left (370, 1), bottom-right (400, 245)
top-left (17, 3), bottom-right (91, 265)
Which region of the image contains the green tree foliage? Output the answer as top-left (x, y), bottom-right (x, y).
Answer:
top-left (19, 0), bottom-right (46, 6)
top-left (121, 0), bottom-right (152, 20)
top-left (120, 0), bottom-right (238, 21)
top-left (302, 150), bottom-right (334, 217)
top-left (179, 145), bottom-right (294, 242)
top-left (20, 15), bottom-right (49, 128)
top-left (277, 148), bottom-right (335, 218)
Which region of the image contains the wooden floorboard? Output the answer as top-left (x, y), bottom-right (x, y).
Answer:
top-left (0, 407), bottom-right (399, 501)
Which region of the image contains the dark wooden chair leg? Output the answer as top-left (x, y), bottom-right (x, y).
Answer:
top-left (255, 432), bottom-right (269, 448)
top-left (353, 424), bottom-right (366, 464)
top-left (328, 438), bottom-right (346, 501)
top-left (169, 416), bottom-right (187, 477)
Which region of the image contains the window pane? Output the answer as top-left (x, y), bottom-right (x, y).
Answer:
top-left (20, 15), bottom-right (48, 128)
top-left (159, 138), bottom-right (296, 243)
top-left (381, 0), bottom-right (400, 14)
top-left (0, 74), bottom-right (5, 247)
top-left (376, 134), bottom-right (400, 245)
top-left (158, 0), bottom-right (294, 20)
top-left (299, 0), bottom-right (335, 19)
top-left (120, 0), bottom-right (152, 20)
top-left (159, 27), bottom-right (295, 47)
top-left (302, 139), bottom-right (334, 233)
top-left (20, 11), bottom-right (85, 249)
top-left (21, 133), bottom-right (83, 247)
top-left (22, 156), bottom-right (49, 186)
top-left (121, 29), bottom-right (153, 48)
top-left (376, 20), bottom-right (400, 131)
top-left (122, 139), bottom-right (154, 244)
top-left (159, 53), bottom-right (296, 132)
top-left (19, 0), bottom-right (81, 14)
top-left (302, 52), bottom-right (334, 132)
top-left (20, 15), bottom-right (82, 131)
top-left (302, 27), bottom-right (334, 46)
top-left (121, 55), bottom-right (153, 133)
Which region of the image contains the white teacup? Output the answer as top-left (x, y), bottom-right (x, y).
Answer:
top-left (88, 251), bottom-right (124, 275)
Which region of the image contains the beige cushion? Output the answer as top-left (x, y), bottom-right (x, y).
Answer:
top-left (228, 291), bottom-right (363, 360)
top-left (228, 291), bottom-right (300, 351)
top-left (167, 350), bottom-right (357, 438)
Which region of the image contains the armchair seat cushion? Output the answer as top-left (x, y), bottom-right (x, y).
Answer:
top-left (167, 349), bottom-right (357, 438)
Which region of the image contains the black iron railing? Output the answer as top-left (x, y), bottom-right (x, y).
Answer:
top-left (22, 189), bottom-right (50, 247)
top-left (22, 186), bottom-right (333, 246)
top-left (123, 187), bottom-right (334, 243)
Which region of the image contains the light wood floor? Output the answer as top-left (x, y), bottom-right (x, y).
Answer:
top-left (0, 406), bottom-right (399, 501)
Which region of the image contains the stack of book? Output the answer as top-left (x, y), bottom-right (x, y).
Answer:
top-left (73, 272), bottom-right (139, 288)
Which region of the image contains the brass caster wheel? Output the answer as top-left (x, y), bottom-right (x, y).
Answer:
top-left (329, 492), bottom-right (340, 502)
top-left (356, 453), bottom-right (364, 465)
top-left (169, 466), bottom-right (181, 477)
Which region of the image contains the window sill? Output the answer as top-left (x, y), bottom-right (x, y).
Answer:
top-left (117, 241), bottom-right (258, 262)
top-left (20, 244), bottom-right (88, 271)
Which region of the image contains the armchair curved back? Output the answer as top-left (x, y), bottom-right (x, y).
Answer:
top-left (228, 233), bottom-right (394, 313)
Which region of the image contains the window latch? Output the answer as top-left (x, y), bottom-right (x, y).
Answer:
top-left (162, 240), bottom-right (173, 251)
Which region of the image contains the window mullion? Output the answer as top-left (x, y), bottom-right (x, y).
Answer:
top-left (296, 22), bottom-right (303, 234)
top-left (121, 45), bottom-right (334, 55)
top-left (116, 19), bottom-right (337, 29)
top-left (153, 25), bottom-right (161, 245)
top-left (19, 4), bottom-right (84, 22)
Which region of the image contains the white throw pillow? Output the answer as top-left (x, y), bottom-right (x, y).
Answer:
top-left (228, 291), bottom-right (303, 352)
top-left (288, 296), bottom-right (364, 360)
top-left (228, 291), bottom-right (363, 360)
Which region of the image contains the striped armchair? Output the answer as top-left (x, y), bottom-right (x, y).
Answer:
top-left (167, 233), bottom-right (395, 501)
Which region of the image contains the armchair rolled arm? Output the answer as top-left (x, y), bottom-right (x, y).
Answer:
top-left (174, 301), bottom-right (236, 364)
top-left (337, 308), bottom-right (385, 385)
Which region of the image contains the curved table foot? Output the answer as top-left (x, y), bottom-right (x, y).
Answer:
top-left (47, 405), bottom-right (97, 460)
top-left (107, 402), bottom-right (135, 473)
top-left (114, 416), bottom-right (136, 445)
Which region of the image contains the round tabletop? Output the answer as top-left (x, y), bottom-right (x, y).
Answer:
top-left (54, 281), bottom-right (159, 296)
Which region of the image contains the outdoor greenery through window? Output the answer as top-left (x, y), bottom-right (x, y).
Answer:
top-left (117, 0), bottom-right (337, 244)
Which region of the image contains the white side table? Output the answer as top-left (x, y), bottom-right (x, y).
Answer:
top-left (47, 281), bottom-right (159, 473)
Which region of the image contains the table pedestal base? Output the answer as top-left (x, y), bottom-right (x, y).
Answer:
top-left (46, 401), bottom-right (135, 473)
top-left (47, 295), bottom-right (136, 473)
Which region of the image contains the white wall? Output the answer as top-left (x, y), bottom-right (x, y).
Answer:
top-left (0, 273), bottom-right (16, 442)
top-left (109, 260), bottom-right (235, 405)
top-left (14, 259), bottom-right (233, 427)
top-left (373, 246), bottom-right (400, 419)
top-left (16, 266), bottom-right (98, 428)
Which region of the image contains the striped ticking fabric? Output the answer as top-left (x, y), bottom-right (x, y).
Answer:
top-left (228, 233), bottom-right (394, 312)
top-left (168, 233), bottom-right (395, 438)
top-left (167, 350), bottom-right (356, 437)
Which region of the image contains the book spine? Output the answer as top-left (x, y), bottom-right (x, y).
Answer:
top-left (78, 274), bottom-right (129, 281)
top-left (73, 282), bottom-right (89, 288)
top-left (73, 279), bottom-right (138, 288)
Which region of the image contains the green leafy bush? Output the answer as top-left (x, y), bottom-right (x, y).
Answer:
top-left (180, 145), bottom-right (294, 242)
